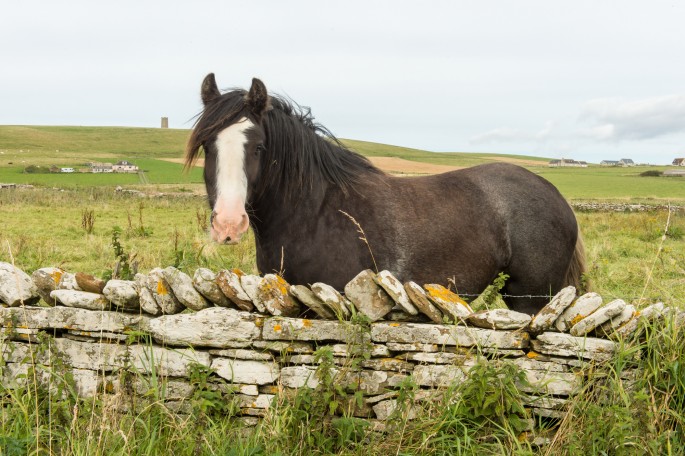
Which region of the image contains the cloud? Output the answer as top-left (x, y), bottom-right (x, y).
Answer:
top-left (469, 127), bottom-right (530, 145)
top-left (579, 95), bottom-right (685, 141)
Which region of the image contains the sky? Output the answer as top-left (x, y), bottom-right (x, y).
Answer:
top-left (2, 1), bottom-right (685, 165)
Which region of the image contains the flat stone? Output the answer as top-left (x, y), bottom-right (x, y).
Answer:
top-left (147, 307), bottom-right (262, 348)
top-left (609, 316), bottom-right (640, 339)
top-left (75, 272), bottom-right (106, 294)
top-left (516, 370), bottom-right (580, 396)
top-left (289, 285), bottom-right (336, 319)
top-left (239, 274), bottom-right (265, 312)
top-left (371, 322), bottom-right (529, 349)
top-left (211, 358), bottom-right (280, 385)
top-left (639, 302), bottom-right (665, 322)
top-left (570, 299), bottom-right (626, 336)
top-left (360, 358), bottom-right (414, 373)
top-left (162, 266), bottom-right (210, 311)
top-left (330, 343), bottom-right (390, 358)
top-left (280, 365), bottom-right (319, 388)
top-left (0, 306), bottom-right (149, 333)
top-left (413, 362), bottom-right (476, 387)
top-left (344, 270), bottom-right (394, 321)
top-left (50, 290), bottom-right (110, 311)
top-left (146, 268), bottom-right (184, 315)
top-left (251, 340), bottom-right (314, 354)
top-left (529, 286), bottom-right (576, 333)
top-left (404, 281), bottom-right (444, 323)
top-left (467, 309), bottom-right (532, 330)
top-left (262, 317), bottom-right (355, 343)
top-left (52, 338), bottom-right (128, 371)
top-left (193, 268), bottom-right (232, 307)
top-left (373, 399), bottom-right (417, 421)
top-left (57, 272), bottom-right (82, 291)
top-left (385, 310), bottom-right (430, 322)
top-left (135, 274), bottom-right (161, 316)
top-left (555, 292), bottom-right (603, 332)
top-left (31, 267), bottom-right (64, 305)
top-left (424, 284), bottom-right (471, 321)
top-left (374, 270), bottom-right (418, 315)
top-left (0, 262), bottom-right (40, 307)
top-left (236, 393), bottom-right (275, 409)
top-left (216, 269), bottom-right (254, 311)
top-left (257, 274), bottom-right (300, 317)
top-left (597, 304), bottom-right (637, 336)
top-left (531, 332), bottom-right (617, 361)
top-left (128, 344), bottom-right (211, 377)
top-left (311, 282), bottom-right (351, 319)
top-left (397, 351), bottom-right (469, 364)
top-left (386, 342), bottom-right (440, 352)
top-left (67, 329), bottom-right (129, 342)
top-left (102, 279), bottom-right (140, 311)
top-left (208, 349), bottom-right (273, 361)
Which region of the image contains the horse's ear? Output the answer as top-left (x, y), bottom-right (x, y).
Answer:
top-left (246, 78), bottom-right (270, 119)
top-left (201, 73), bottom-right (221, 105)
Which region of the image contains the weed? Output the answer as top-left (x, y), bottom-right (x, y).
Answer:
top-left (104, 226), bottom-right (137, 280)
top-left (81, 208), bottom-right (95, 234)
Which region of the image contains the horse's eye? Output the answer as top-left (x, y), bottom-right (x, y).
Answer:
top-left (256, 145), bottom-right (266, 153)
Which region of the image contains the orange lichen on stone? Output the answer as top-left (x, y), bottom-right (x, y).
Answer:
top-left (232, 268), bottom-right (245, 277)
top-left (157, 280), bottom-right (168, 295)
top-left (51, 270), bottom-right (63, 285)
top-left (527, 351), bottom-right (539, 359)
top-left (302, 319), bottom-right (312, 327)
top-left (570, 314), bottom-right (586, 326)
top-left (273, 324), bottom-right (282, 332)
top-left (389, 323), bottom-right (400, 327)
top-left (275, 275), bottom-right (289, 295)
top-left (254, 317), bottom-right (264, 328)
top-left (424, 284), bottom-right (469, 306)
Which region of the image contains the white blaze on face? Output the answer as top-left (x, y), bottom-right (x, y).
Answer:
top-left (211, 117), bottom-right (254, 243)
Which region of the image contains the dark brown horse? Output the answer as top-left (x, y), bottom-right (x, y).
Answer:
top-left (186, 74), bottom-right (585, 314)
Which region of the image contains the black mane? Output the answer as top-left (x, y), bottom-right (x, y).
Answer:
top-left (186, 89), bottom-right (384, 201)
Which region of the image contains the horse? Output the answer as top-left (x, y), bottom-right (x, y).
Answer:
top-left (185, 74), bottom-right (586, 315)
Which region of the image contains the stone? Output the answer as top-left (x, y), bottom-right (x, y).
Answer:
top-left (360, 358), bottom-right (414, 373)
top-left (374, 270), bottom-right (418, 315)
top-left (216, 269), bottom-right (254, 311)
top-left (50, 290), bottom-right (110, 311)
top-left (128, 344), bottom-right (211, 377)
top-left (135, 274), bottom-right (162, 316)
top-left (102, 279), bottom-right (140, 311)
top-left (0, 306), bottom-right (149, 333)
top-left (423, 284), bottom-right (471, 321)
top-left (193, 268), bottom-right (232, 307)
top-left (467, 309), bottom-right (532, 330)
top-left (609, 316), bottom-right (640, 339)
top-left (569, 299), bottom-right (627, 336)
top-left (67, 329), bottom-right (129, 343)
top-left (371, 322), bottom-right (529, 349)
top-left (529, 286), bottom-right (576, 333)
top-left (289, 285), bottom-right (336, 319)
top-left (413, 362), bottom-right (476, 387)
top-left (597, 304), bottom-right (637, 336)
top-left (211, 358), bottom-right (280, 385)
top-left (75, 272), bottom-right (106, 294)
top-left (57, 272), bottom-right (81, 291)
top-left (239, 274), bottom-right (266, 312)
top-left (639, 302), bottom-right (666, 322)
top-left (555, 292), bottom-right (603, 332)
top-left (52, 338), bottom-right (128, 371)
top-left (257, 274), bottom-right (301, 317)
top-left (280, 366), bottom-right (319, 388)
top-left (531, 332), bottom-right (617, 361)
top-left (404, 281), bottom-right (444, 323)
top-left (251, 340), bottom-right (314, 354)
top-left (311, 282), bottom-right (352, 319)
top-left (262, 317), bottom-right (356, 343)
top-left (398, 351), bottom-right (468, 364)
top-left (208, 349), bottom-right (273, 361)
top-left (330, 343), bottom-right (390, 358)
top-left (31, 267), bottom-right (64, 305)
top-left (162, 266), bottom-right (210, 311)
top-left (385, 310), bottom-right (430, 322)
top-left (513, 359), bottom-right (580, 396)
top-left (0, 262), bottom-right (40, 307)
top-left (373, 399), bottom-right (417, 421)
top-left (146, 268), bottom-right (184, 315)
top-left (147, 307), bottom-right (262, 348)
top-left (344, 270), bottom-right (394, 321)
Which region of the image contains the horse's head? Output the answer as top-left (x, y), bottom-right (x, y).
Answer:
top-left (186, 74), bottom-right (270, 244)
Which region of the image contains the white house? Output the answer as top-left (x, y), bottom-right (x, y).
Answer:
top-left (112, 160), bottom-right (139, 173)
top-left (673, 158), bottom-right (685, 166)
top-left (60, 167), bottom-right (75, 173)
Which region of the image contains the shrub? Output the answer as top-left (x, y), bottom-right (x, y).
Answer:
top-left (640, 170), bottom-right (662, 177)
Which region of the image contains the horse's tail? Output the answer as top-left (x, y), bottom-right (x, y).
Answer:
top-left (565, 228), bottom-right (589, 293)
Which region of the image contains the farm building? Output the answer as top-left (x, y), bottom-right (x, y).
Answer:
top-left (672, 158), bottom-right (685, 166)
top-left (548, 158), bottom-right (587, 168)
top-left (601, 159), bottom-right (635, 167)
top-left (112, 160), bottom-right (139, 173)
top-left (87, 162), bottom-right (114, 173)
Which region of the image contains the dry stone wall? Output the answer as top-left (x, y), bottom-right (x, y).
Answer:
top-left (0, 262), bottom-right (674, 425)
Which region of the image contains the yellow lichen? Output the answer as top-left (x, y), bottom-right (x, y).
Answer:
top-left (51, 270), bottom-right (63, 285)
top-left (570, 314), bottom-right (585, 326)
top-left (254, 317), bottom-right (264, 328)
top-left (275, 275), bottom-right (289, 295)
top-left (389, 323), bottom-right (400, 327)
top-left (424, 284), bottom-right (468, 306)
top-left (232, 268), bottom-right (244, 277)
top-left (527, 351), bottom-right (539, 359)
top-left (273, 324), bottom-right (282, 332)
top-left (157, 280), bottom-right (168, 295)
top-left (301, 319), bottom-right (312, 328)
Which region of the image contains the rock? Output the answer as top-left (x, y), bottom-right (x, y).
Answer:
top-left (555, 292), bottom-right (603, 332)
top-left (531, 332), bottom-right (617, 361)
top-left (57, 272), bottom-right (81, 291)
top-left (374, 271), bottom-right (418, 315)
top-left (102, 279), bottom-right (140, 311)
top-left (529, 286), bottom-right (576, 333)
top-left (134, 273), bottom-right (162, 316)
top-left (128, 345), bottom-right (211, 377)
top-left (262, 317), bottom-right (354, 343)
top-left (413, 362), bottom-right (476, 387)
top-left (162, 266), bottom-right (210, 311)
top-left (240, 274), bottom-right (266, 312)
top-left (74, 272), bottom-right (106, 294)
top-left (423, 284), bottom-right (471, 321)
top-left (639, 302), bottom-right (666, 322)
top-left (597, 304), bottom-right (636, 336)
top-left (467, 309), bottom-right (532, 330)
top-left (0, 306), bottom-right (149, 333)
top-left (192, 268), bottom-right (232, 307)
top-left (311, 282), bottom-right (351, 319)
top-left (570, 299), bottom-right (627, 337)
top-left (50, 290), bottom-right (110, 311)
top-left (0, 262), bottom-right (40, 307)
top-left (211, 358), bottom-right (280, 385)
top-left (216, 269), bottom-right (254, 311)
top-left (257, 274), bottom-right (301, 317)
top-left (146, 268), bottom-right (184, 315)
top-left (404, 281), bottom-right (444, 323)
top-left (31, 267), bottom-right (64, 305)
top-left (289, 285), bottom-right (336, 319)
top-left (344, 270), bottom-right (394, 321)
top-left (147, 307), bottom-right (262, 348)
top-left (373, 399), bottom-right (417, 421)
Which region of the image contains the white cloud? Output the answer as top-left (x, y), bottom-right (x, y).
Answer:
top-left (469, 127), bottom-right (530, 145)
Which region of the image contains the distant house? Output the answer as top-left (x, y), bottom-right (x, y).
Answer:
top-left (548, 158), bottom-right (587, 168)
top-left (673, 158), bottom-right (685, 166)
top-left (60, 167), bottom-right (75, 173)
top-left (600, 160), bottom-right (619, 166)
top-left (112, 160), bottom-right (139, 173)
top-left (88, 162), bottom-right (114, 173)
top-left (619, 158), bottom-right (635, 167)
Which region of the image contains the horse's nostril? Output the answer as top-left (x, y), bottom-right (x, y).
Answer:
top-left (223, 235), bottom-right (232, 244)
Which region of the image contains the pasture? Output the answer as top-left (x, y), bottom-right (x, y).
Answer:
top-left (0, 125), bottom-right (684, 455)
